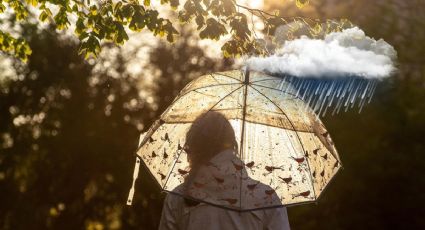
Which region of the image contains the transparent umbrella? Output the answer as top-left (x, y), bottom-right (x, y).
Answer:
top-left (127, 69), bottom-right (341, 211)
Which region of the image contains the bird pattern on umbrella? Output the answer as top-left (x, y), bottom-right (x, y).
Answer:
top-left (134, 70), bottom-right (341, 210)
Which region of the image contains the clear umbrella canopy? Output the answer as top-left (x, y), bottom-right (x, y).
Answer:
top-left (130, 70), bottom-right (341, 211)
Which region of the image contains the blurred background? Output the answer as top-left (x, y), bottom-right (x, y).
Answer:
top-left (0, 0), bottom-right (424, 229)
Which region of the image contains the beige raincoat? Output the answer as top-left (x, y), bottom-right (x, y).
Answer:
top-left (159, 150), bottom-right (291, 230)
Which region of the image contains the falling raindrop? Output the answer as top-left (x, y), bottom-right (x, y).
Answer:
top-left (277, 74), bottom-right (379, 117)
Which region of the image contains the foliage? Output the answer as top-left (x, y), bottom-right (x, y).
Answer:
top-left (0, 0), bottom-right (317, 61)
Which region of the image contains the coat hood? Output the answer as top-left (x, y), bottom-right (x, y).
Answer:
top-left (172, 149), bottom-right (282, 211)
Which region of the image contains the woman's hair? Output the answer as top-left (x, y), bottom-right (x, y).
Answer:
top-left (182, 111), bottom-right (237, 206)
top-left (185, 111), bottom-right (238, 168)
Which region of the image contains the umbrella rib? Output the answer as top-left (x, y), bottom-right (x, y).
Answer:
top-left (176, 82), bottom-right (242, 101)
top-left (210, 74), bottom-right (245, 108)
top-left (205, 85), bottom-right (244, 113)
top-left (210, 74), bottom-right (222, 84)
top-left (250, 84), bottom-right (303, 101)
top-left (163, 148), bottom-right (184, 190)
top-left (192, 89), bottom-right (219, 97)
top-left (214, 72), bottom-right (243, 83)
top-left (249, 86), bottom-right (318, 200)
top-left (238, 70), bottom-right (250, 211)
top-left (162, 83), bottom-right (242, 117)
top-left (250, 78), bottom-right (281, 84)
top-left (210, 74), bottom-right (238, 85)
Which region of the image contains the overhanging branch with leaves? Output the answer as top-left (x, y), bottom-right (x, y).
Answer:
top-left (0, 0), bottom-right (349, 61)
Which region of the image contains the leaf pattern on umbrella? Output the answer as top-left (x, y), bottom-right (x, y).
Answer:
top-left (158, 172), bottom-right (166, 180)
top-left (292, 190), bottom-right (311, 199)
top-left (278, 176), bottom-right (293, 184)
top-left (178, 169), bottom-right (189, 176)
top-left (291, 156), bottom-right (305, 164)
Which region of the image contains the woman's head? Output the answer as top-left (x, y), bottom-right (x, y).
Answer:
top-left (184, 111), bottom-right (237, 168)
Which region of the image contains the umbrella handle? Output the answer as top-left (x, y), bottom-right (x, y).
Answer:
top-left (127, 157), bottom-right (141, 205)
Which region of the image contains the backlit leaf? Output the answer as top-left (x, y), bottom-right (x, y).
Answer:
top-left (296, 0), bottom-right (309, 9)
top-left (39, 11), bottom-right (48, 22)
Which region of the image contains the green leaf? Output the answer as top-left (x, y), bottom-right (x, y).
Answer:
top-left (75, 17), bottom-right (85, 35)
top-left (229, 14), bottom-right (250, 39)
top-left (164, 21), bottom-right (178, 42)
top-left (144, 0), bottom-right (150, 6)
top-left (113, 1), bottom-right (122, 13)
top-left (221, 40), bottom-right (237, 58)
top-left (0, 3), bottom-right (6, 13)
top-left (178, 11), bottom-right (191, 23)
top-left (53, 9), bottom-right (70, 30)
top-left (121, 4), bottom-right (133, 18)
top-left (45, 8), bottom-right (52, 16)
top-left (39, 11), bottom-right (48, 22)
top-left (295, 0), bottom-right (309, 9)
top-left (199, 18), bottom-right (227, 40)
top-left (114, 22), bottom-right (129, 44)
top-left (79, 35), bottom-right (101, 58)
top-left (78, 32), bottom-right (89, 40)
top-left (195, 15), bottom-right (204, 30)
top-left (72, 4), bottom-right (78, 12)
top-left (129, 11), bottom-right (146, 31)
top-left (90, 5), bottom-right (98, 15)
top-left (27, 0), bottom-right (38, 7)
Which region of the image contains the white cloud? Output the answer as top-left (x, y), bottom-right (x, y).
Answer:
top-left (247, 27), bottom-right (397, 79)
